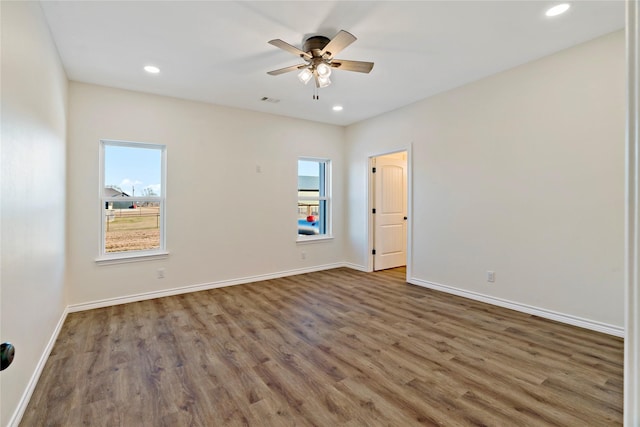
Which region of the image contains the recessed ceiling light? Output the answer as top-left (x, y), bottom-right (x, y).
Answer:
top-left (144, 65), bottom-right (160, 74)
top-left (332, 105), bottom-right (343, 111)
top-left (545, 3), bottom-right (570, 17)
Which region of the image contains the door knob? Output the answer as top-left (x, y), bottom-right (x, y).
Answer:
top-left (1, 342), bottom-right (15, 371)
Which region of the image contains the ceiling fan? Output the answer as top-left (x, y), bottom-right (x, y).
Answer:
top-left (267, 30), bottom-right (374, 99)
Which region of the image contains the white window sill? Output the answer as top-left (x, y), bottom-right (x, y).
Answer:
top-left (296, 235), bottom-right (334, 244)
top-left (96, 251), bottom-right (169, 265)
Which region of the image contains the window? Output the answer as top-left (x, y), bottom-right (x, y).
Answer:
top-left (99, 140), bottom-right (166, 261)
top-left (298, 158), bottom-right (330, 239)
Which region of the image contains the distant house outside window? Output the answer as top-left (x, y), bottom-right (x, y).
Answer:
top-left (298, 158), bottom-right (330, 239)
top-left (99, 140), bottom-right (166, 261)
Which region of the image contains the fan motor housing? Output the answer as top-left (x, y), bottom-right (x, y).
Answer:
top-left (303, 36), bottom-right (330, 57)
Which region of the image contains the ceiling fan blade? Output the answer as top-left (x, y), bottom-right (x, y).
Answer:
top-left (330, 59), bottom-right (374, 73)
top-left (267, 64), bottom-right (307, 76)
top-left (320, 30), bottom-right (357, 59)
top-left (268, 39), bottom-right (312, 60)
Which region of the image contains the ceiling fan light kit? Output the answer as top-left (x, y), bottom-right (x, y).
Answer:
top-left (267, 30), bottom-right (374, 99)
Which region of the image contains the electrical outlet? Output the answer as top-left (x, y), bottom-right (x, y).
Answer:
top-left (157, 268), bottom-right (165, 279)
top-left (301, 251), bottom-right (306, 260)
top-left (487, 271), bottom-right (495, 283)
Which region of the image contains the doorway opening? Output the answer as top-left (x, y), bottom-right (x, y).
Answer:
top-left (369, 150), bottom-right (409, 273)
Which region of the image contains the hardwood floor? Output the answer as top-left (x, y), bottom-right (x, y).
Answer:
top-left (21, 267), bottom-right (623, 426)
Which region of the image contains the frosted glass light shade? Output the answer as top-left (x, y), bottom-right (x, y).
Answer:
top-left (316, 62), bottom-right (332, 77)
top-left (318, 75), bottom-right (331, 88)
top-left (298, 68), bottom-right (313, 85)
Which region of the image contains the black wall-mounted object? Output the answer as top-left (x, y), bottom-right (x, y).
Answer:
top-left (1, 342), bottom-right (15, 371)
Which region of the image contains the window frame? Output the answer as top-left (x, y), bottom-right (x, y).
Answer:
top-left (96, 139), bottom-right (168, 264)
top-left (297, 157), bottom-right (332, 242)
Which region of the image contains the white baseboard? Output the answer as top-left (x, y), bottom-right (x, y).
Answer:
top-left (68, 263), bottom-right (346, 313)
top-left (8, 307), bottom-right (69, 427)
top-left (342, 262), bottom-right (370, 272)
top-left (408, 277), bottom-right (624, 337)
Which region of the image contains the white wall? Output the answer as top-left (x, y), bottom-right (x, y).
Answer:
top-left (346, 31), bottom-right (625, 329)
top-left (0, 2), bottom-right (69, 426)
top-left (66, 82), bottom-right (345, 305)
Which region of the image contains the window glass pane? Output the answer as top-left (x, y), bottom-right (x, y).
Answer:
top-left (105, 203), bottom-right (160, 252)
top-left (298, 160), bottom-right (320, 191)
top-left (298, 159), bottom-right (327, 237)
top-left (298, 198), bottom-right (321, 235)
top-left (105, 145), bottom-right (161, 197)
top-left (104, 143), bottom-right (163, 254)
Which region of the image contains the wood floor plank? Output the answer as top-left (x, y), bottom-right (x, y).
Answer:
top-left (20, 267), bottom-right (623, 426)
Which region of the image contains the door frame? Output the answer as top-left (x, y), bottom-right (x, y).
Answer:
top-left (625, 0), bottom-right (639, 423)
top-left (367, 146), bottom-right (413, 280)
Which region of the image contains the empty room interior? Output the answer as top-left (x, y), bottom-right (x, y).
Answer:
top-left (2, 1), bottom-right (639, 426)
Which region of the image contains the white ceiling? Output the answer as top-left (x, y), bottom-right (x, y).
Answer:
top-left (39, 1), bottom-right (625, 126)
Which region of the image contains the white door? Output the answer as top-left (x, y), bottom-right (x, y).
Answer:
top-left (373, 153), bottom-right (407, 271)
